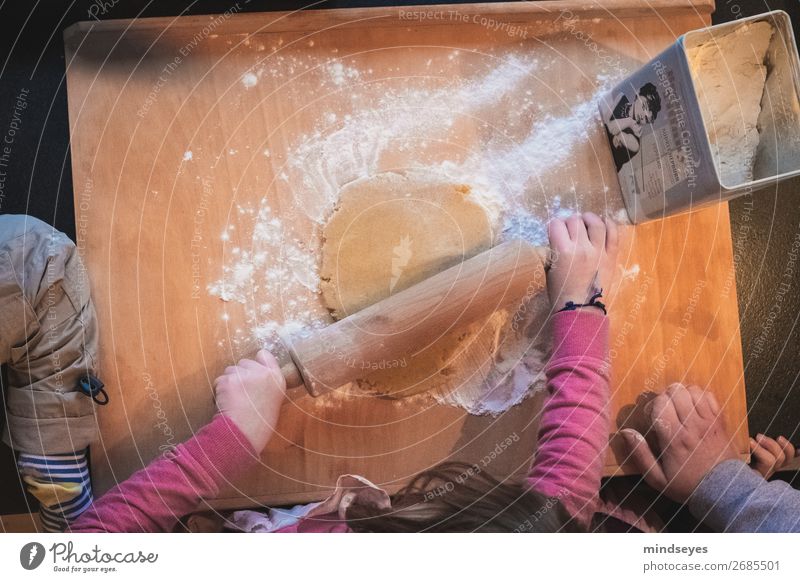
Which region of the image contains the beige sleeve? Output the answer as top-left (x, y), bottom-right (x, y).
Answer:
top-left (0, 214), bottom-right (100, 455)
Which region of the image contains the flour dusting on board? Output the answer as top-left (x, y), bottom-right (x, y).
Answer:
top-left (209, 48), bottom-right (630, 415)
top-left (240, 72), bottom-right (258, 88)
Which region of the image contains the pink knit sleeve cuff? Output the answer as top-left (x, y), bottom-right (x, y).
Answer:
top-left (550, 309), bottom-right (609, 363)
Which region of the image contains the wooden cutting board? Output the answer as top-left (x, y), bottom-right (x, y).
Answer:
top-left (64, 0), bottom-right (748, 507)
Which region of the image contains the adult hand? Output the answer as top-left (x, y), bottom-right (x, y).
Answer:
top-left (620, 383), bottom-right (739, 503)
top-left (547, 212), bottom-right (618, 311)
top-left (214, 349), bottom-right (287, 454)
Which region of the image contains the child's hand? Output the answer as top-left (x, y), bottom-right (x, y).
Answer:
top-left (750, 434), bottom-right (796, 479)
top-left (214, 349), bottom-right (287, 454)
top-left (547, 212), bottom-right (618, 312)
top-left (620, 384), bottom-right (739, 503)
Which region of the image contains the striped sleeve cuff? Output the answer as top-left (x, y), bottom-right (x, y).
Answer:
top-left (18, 450), bottom-right (94, 532)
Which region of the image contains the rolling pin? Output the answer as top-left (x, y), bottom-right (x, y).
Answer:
top-left (280, 239), bottom-right (549, 396)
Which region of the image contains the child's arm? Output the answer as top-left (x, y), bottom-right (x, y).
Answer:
top-left (70, 350), bottom-right (286, 532)
top-left (622, 385), bottom-right (800, 532)
top-left (0, 215), bottom-right (101, 531)
top-left (688, 459), bottom-right (800, 532)
top-left (527, 310), bottom-right (609, 527)
top-left (526, 213), bottom-right (618, 528)
top-left (69, 415), bottom-right (256, 532)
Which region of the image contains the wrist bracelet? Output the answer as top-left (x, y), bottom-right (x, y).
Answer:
top-left (557, 289), bottom-right (607, 315)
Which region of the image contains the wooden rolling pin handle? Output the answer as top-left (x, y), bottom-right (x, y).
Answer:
top-left (282, 239), bottom-right (548, 397)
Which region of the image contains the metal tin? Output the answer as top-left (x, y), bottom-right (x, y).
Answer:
top-left (600, 11), bottom-right (800, 223)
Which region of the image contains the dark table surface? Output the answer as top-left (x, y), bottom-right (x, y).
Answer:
top-left (1, 0), bottom-right (798, 516)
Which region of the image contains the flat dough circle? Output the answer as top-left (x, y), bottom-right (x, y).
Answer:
top-left (320, 169), bottom-right (496, 397)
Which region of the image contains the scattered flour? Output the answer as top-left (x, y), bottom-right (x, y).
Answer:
top-left (241, 71), bottom-right (259, 88)
top-left (613, 207), bottom-right (632, 224)
top-left (210, 49), bottom-right (630, 415)
top-left (182, 150), bottom-right (193, 161)
top-left (619, 263), bottom-right (641, 282)
top-left (326, 61), bottom-right (360, 86)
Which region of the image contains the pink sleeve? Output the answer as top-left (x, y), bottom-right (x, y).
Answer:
top-left (526, 309), bottom-right (610, 528)
top-left (70, 414), bottom-right (258, 532)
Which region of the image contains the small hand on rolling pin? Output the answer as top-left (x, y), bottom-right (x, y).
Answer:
top-left (214, 350), bottom-right (287, 454)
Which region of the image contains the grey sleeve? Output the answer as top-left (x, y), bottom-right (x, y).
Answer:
top-left (688, 460), bottom-right (800, 532)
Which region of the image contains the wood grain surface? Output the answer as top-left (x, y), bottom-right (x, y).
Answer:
top-left (64, 0), bottom-right (748, 508)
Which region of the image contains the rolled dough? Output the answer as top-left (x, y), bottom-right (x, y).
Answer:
top-left (320, 169), bottom-right (498, 397)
